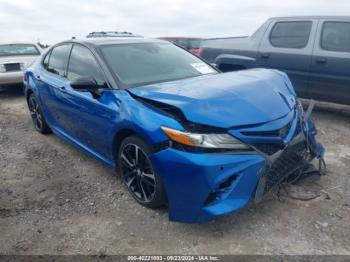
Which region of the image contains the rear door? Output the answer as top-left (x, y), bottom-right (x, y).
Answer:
top-left (36, 44), bottom-right (73, 129)
top-left (258, 20), bottom-right (317, 98)
top-left (309, 19), bottom-right (350, 105)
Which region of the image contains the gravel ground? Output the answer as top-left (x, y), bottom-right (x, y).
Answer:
top-left (0, 88), bottom-right (349, 255)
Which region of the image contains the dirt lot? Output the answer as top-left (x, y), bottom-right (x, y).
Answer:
top-left (0, 88), bottom-right (349, 255)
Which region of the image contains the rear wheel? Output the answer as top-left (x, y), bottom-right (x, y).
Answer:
top-left (118, 136), bottom-right (167, 209)
top-left (27, 93), bottom-right (51, 134)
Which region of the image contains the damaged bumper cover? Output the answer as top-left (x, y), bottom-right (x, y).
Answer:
top-left (255, 100), bottom-right (326, 202)
top-left (151, 101), bottom-right (325, 223)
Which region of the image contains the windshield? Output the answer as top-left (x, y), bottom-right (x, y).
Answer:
top-left (0, 44), bottom-right (40, 57)
top-left (101, 42), bottom-right (217, 87)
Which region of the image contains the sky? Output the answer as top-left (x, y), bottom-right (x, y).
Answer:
top-left (0, 0), bottom-right (349, 44)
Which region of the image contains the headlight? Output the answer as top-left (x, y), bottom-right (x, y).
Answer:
top-left (0, 64), bottom-right (5, 73)
top-left (161, 126), bottom-right (249, 150)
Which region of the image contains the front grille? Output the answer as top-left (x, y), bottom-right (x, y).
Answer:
top-left (254, 143), bottom-right (283, 155)
top-left (5, 63), bottom-right (21, 72)
top-left (264, 142), bottom-right (308, 192)
top-left (248, 117), bottom-right (304, 156)
top-left (242, 121), bottom-right (293, 138)
top-left (253, 120), bottom-right (303, 156)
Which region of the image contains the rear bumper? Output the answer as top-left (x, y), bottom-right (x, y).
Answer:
top-left (0, 72), bottom-right (23, 85)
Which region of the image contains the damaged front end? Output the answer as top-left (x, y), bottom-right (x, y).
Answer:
top-left (149, 99), bottom-right (326, 223)
top-left (250, 100), bottom-right (327, 202)
top-left (128, 69), bottom-right (326, 223)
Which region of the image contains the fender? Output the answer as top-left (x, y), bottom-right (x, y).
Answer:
top-left (215, 54), bottom-right (257, 71)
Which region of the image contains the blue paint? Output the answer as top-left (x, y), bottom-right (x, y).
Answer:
top-left (23, 39), bottom-right (324, 223)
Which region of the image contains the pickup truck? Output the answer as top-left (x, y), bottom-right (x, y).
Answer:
top-left (201, 16), bottom-right (350, 105)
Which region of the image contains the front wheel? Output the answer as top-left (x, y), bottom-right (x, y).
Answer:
top-left (118, 136), bottom-right (167, 209)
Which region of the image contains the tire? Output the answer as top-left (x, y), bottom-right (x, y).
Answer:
top-left (27, 93), bottom-right (51, 134)
top-left (118, 136), bottom-right (167, 209)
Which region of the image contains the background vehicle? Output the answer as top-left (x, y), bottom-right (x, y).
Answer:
top-left (23, 37), bottom-right (324, 223)
top-left (0, 42), bottom-right (42, 88)
top-left (159, 37), bottom-right (203, 56)
top-left (86, 31), bottom-right (142, 38)
top-left (201, 16), bottom-right (350, 105)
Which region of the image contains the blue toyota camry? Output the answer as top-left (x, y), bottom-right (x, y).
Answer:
top-left (23, 37), bottom-right (325, 223)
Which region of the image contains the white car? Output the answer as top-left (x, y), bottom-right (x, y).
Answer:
top-left (0, 42), bottom-right (42, 88)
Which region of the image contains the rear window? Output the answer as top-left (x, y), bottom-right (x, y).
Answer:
top-left (321, 22), bottom-right (350, 53)
top-left (270, 21), bottom-right (312, 48)
top-left (0, 44), bottom-right (40, 57)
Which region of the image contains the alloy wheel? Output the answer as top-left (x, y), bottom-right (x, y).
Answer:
top-left (28, 96), bottom-right (43, 130)
top-left (120, 143), bottom-right (156, 203)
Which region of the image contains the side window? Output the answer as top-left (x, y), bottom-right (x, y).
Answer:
top-left (321, 22), bottom-right (350, 53)
top-left (67, 44), bottom-right (106, 86)
top-left (47, 44), bottom-right (72, 77)
top-left (43, 52), bottom-right (50, 69)
top-left (270, 21), bottom-right (312, 49)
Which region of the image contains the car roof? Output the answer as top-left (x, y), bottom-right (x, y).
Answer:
top-left (159, 37), bottom-right (203, 40)
top-left (270, 15), bottom-right (350, 20)
top-left (68, 37), bottom-right (167, 47)
top-left (86, 31), bottom-right (143, 38)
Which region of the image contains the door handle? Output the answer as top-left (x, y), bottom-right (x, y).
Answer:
top-left (35, 75), bottom-right (42, 81)
top-left (316, 57), bottom-right (327, 64)
top-left (261, 53), bottom-right (270, 59)
top-left (59, 86), bottom-right (67, 93)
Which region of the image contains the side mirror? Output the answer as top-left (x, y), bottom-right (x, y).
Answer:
top-left (70, 76), bottom-right (99, 91)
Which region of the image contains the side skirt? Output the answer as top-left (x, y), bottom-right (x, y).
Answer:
top-left (51, 126), bottom-right (116, 169)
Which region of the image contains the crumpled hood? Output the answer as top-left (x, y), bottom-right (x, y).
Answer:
top-left (129, 69), bottom-right (297, 128)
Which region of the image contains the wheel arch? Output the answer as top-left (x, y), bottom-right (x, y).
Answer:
top-left (25, 87), bottom-right (34, 101)
top-left (215, 54), bottom-right (257, 72)
top-left (218, 63), bottom-right (247, 72)
top-left (112, 128), bottom-right (144, 163)
top-left (111, 125), bottom-right (170, 167)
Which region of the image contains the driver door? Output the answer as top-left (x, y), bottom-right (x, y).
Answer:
top-left (54, 43), bottom-right (117, 159)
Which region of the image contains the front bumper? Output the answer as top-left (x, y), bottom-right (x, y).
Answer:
top-left (151, 104), bottom-right (325, 223)
top-left (151, 149), bottom-right (265, 223)
top-left (0, 71), bottom-right (24, 85)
